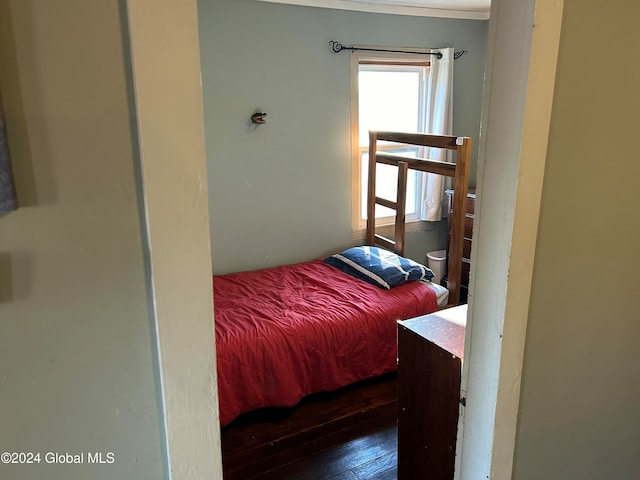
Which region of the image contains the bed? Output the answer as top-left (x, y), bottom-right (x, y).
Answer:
top-left (215, 131), bottom-right (471, 426)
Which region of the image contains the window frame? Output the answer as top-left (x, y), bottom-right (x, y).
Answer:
top-left (350, 50), bottom-right (432, 238)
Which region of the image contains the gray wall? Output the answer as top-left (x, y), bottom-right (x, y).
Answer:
top-left (513, 1), bottom-right (640, 478)
top-left (198, 0), bottom-right (487, 274)
top-left (0, 1), bottom-right (165, 479)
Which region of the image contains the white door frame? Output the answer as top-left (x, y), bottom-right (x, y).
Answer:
top-left (125, 0), bottom-right (565, 478)
top-left (456, 1), bottom-right (564, 478)
top-left (125, 1), bottom-right (223, 479)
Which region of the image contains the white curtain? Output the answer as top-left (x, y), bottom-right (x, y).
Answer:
top-left (420, 47), bottom-right (454, 221)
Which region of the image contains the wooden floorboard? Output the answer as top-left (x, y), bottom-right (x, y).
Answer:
top-left (366, 466), bottom-right (398, 480)
top-left (327, 472), bottom-right (359, 480)
top-left (258, 424), bottom-right (397, 480)
top-left (351, 450), bottom-right (397, 479)
top-left (222, 373), bottom-right (398, 480)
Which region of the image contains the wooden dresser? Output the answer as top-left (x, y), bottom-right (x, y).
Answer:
top-left (397, 305), bottom-right (467, 480)
top-left (443, 187), bottom-right (476, 303)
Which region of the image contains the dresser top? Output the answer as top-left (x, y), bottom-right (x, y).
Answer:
top-left (398, 305), bottom-right (467, 359)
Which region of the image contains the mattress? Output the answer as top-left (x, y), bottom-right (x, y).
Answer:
top-left (214, 259), bottom-right (440, 426)
top-left (427, 281), bottom-right (449, 307)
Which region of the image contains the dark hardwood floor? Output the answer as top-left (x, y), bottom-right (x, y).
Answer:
top-left (221, 373), bottom-right (398, 480)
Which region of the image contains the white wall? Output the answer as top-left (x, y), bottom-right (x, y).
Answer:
top-left (198, 0), bottom-right (488, 274)
top-left (0, 1), bottom-right (165, 479)
top-left (513, 1), bottom-right (640, 478)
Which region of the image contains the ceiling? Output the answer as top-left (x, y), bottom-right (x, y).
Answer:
top-left (255, 0), bottom-right (491, 20)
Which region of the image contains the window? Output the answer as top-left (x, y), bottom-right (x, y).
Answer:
top-left (351, 53), bottom-right (430, 234)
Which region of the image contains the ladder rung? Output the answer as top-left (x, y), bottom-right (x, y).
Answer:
top-left (375, 197), bottom-right (397, 210)
top-left (374, 234), bottom-right (395, 250)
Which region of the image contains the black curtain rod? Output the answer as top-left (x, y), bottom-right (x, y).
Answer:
top-left (329, 40), bottom-right (468, 59)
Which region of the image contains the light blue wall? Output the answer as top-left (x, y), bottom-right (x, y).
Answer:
top-left (198, 0), bottom-right (487, 274)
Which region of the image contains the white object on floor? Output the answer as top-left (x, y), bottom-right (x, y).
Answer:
top-left (426, 249), bottom-right (447, 285)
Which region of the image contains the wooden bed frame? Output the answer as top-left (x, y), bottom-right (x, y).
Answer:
top-left (365, 131), bottom-right (471, 306)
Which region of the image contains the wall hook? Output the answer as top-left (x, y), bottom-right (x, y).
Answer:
top-left (251, 112), bottom-right (267, 124)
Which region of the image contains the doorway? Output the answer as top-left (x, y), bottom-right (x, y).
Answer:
top-left (124, 0), bottom-right (564, 478)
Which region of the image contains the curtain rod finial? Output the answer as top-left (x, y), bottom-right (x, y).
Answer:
top-left (454, 50), bottom-right (468, 60)
top-left (329, 40), bottom-right (344, 53)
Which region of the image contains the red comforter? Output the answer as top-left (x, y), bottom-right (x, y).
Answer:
top-left (214, 259), bottom-right (438, 426)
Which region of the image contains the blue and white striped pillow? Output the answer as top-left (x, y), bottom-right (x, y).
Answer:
top-left (323, 246), bottom-right (434, 289)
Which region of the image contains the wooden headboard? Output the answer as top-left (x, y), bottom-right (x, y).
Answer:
top-left (366, 131), bottom-right (471, 306)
